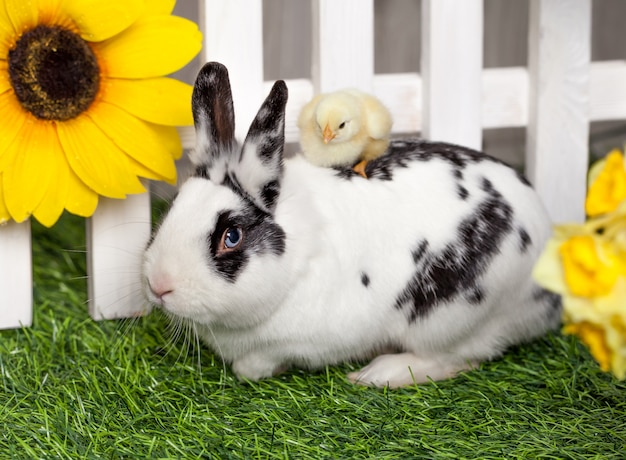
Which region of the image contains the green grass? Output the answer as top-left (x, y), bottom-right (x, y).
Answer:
top-left (1, 212), bottom-right (625, 459)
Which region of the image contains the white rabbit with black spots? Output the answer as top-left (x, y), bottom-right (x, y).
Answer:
top-left (143, 62), bottom-right (560, 388)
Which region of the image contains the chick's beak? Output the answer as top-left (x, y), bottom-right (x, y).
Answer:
top-left (323, 124), bottom-right (336, 144)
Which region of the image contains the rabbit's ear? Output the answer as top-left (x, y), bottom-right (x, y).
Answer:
top-left (233, 80), bottom-right (288, 214)
top-left (190, 62), bottom-right (236, 168)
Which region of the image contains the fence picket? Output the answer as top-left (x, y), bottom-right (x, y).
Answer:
top-left (200, 0), bottom-right (264, 141)
top-left (311, 0), bottom-right (374, 93)
top-left (87, 192), bottom-right (152, 320)
top-left (421, 0), bottom-right (483, 150)
top-left (526, 0), bottom-right (591, 223)
top-left (0, 222), bottom-right (32, 329)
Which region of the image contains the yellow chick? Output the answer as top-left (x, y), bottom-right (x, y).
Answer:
top-left (297, 89), bottom-right (392, 178)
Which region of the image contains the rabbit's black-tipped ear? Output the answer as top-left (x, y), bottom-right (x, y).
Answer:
top-left (234, 80), bottom-right (288, 214)
top-left (190, 62), bottom-right (236, 168)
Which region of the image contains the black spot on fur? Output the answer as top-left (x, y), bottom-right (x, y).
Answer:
top-left (481, 177), bottom-right (494, 193)
top-left (222, 173), bottom-right (244, 196)
top-left (260, 180), bottom-right (281, 211)
top-left (333, 164), bottom-right (360, 180)
top-left (361, 272), bottom-right (370, 287)
top-left (532, 287), bottom-right (562, 324)
top-left (209, 208), bottom-right (286, 282)
top-left (413, 240), bottom-right (429, 263)
top-left (516, 171), bottom-right (532, 187)
top-left (453, 168), bottom-right (469, 199)
top-left (245, 80), bottom-right (288, 163)
top-left (330, 139), bottom-right (532, 192)
top-left (395, 185), bottom-right (514, 321)
top-left (194, 164), bottom-right (210, 179)
top-left (518, 227), bottom-right (532, 253)
top-left (466, 287), bottom-right (485, 304)
top-left (533, 287), bottom-right (562, 311)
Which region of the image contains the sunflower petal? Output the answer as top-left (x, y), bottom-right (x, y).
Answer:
top-left (57, 114), bottom-right (146, 199)
top-left (0, 174), bottom-right (10, 224)
top-left (63, 0), bottom-right (144, 42)
top-left (0, 93), bottom-right (29, 171)
top-left (87, 101), bottom-right (179, 183)
top-left (32, 130), bottom-right (69, 227)
top-left (100, 77), bottom-right (193, 126)
top-left (96, 15), bottom-right (202, 78)
top-left (2, 120), bottom-right (56, 222)
top-left (4, 0), bottom-right (39, 36)
top-left (0, 2), bottom-right (15, 59)
top-left (65, 164), bottom-right (98, 217)
top-left (0, 61), bottom-right (12, 95)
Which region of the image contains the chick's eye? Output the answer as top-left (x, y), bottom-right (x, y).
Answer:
top-left (338, 122), bottom-right (346, 129)
top-left (223, 228), bottom-right (243, 249)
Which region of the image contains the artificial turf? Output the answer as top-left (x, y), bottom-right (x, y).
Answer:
top-left (0, 211), bottom-right (624, 459)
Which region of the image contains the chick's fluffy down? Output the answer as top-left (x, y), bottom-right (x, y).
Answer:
top-left (297, 89), bottom-right (392, 168)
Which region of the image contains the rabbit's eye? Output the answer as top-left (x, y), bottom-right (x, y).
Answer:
top-left (223, 227), bottom-right (243, 250)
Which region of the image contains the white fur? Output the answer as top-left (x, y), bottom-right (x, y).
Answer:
top-left (143, 66), bottom-right (558, 388)
top-left (144, 153), bottom-right (556, 387)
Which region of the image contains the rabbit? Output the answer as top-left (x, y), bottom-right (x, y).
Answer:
top-left (142, 62), bottom-right (561, 388)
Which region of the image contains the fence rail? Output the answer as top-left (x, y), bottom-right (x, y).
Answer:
top-left (2, 0), bottom-right (625, 329)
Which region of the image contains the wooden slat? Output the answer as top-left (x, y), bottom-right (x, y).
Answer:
top-left (0, 221), bottom-right (32, 329)
top-left (311, 0), bottom-right (374, 93)
top-left (200, 0), bottom-right (264, 141)
top-left (421, 0), bottom-right (484, 150)
top-left (87, 192), bottom-right (152, 320)
top-left (589, 60), bottom-right (626, 121)
top-left (181, 61), bottom-right (626, 148)
top-left (526, 0), bottom-right (591, 224)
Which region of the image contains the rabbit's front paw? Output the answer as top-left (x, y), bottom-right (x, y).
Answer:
top-left (232, 355), bottom-right (287, 382)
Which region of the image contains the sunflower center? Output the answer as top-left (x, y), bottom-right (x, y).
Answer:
top-left (8, 25), bottom-right (100, 121)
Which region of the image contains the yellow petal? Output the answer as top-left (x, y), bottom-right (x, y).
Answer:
top-left (37, 0), bottom-right (77, 31)
top-left (144, 0), bottom-right (176, 15)
top-left (63, 0), bottom-right (145, 42)
top-left (0, 92), bottom-right (28, 171)
top-left (0, 2), bottom-right (15, 59)
top-left (100, 77), bottom-right (193, 126)
top-left (0, 60), bottom-right (13, 95)
top-left (32, 130), bottom-right (69, 227)
top-left (56, 114), bottom-right (146, 199)
top-left (96, 15), bottom-right (202, 78)
top-left (0, 174), bottom-right (10, 224)
top-left (585, 150), bottom-right (626, 217)
top-left (65, 162), bottom-right (98, 217)
top-left (2, 120), bottom-right (56, 222)
top-left (86, 101), bottom-right (178, 183)
top-left (563, 321), bottom-right (613, 372)
top-left (532, 239), bottom-right (567, 295)
top-left (4, 0), bottom-right (39, 36)
top-left (559, 235), bottom-right (620, 297)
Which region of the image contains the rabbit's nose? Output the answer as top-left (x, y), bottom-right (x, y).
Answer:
top-left (147, 274), bottom-right (174, 303)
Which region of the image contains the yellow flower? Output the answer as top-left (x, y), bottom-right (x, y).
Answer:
top-left (533, 201), bottom-right (626, 378)
top-left (585, 149), bottom-right (626, 217)
top-left (559, 235), bottom-right (621, 297)
top-left (561, 278), bottom-right (626, 379)
top-left (563, 321), bottom-right (612, 372)
top-left (0, 0), bottom-right (202, 226)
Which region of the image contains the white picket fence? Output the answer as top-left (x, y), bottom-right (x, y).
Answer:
top-left (1, 0), bottom-right (625, 330)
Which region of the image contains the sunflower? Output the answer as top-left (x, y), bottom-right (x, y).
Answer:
top-left (0, 0), bottom-right (202, 227)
